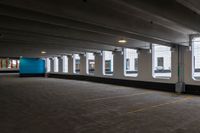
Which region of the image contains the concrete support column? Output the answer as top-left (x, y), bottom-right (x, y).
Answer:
top-left (11, 60), bottom-right (13, 68)
top-left (50, 58), bottom-right (54, 73)
top-left (58, 56), bottom-right (64, 73)
top-left (94, 53), bottom-right (103, 77)
top-left (6, 58), bottom-right (8, 68)
top-left (53, 57), bottom-right (59, 72)
top-left (0, 59), bottom-right (2, 68)
top-left (175, 45), bottom-right (186, 93)
top-left (45, 58), bottom-right (50, 72)
top-left (63, 55), bottom-right (68, 73)
top-left (113, 51), bottom-right (124, 78)
top-left (67, 55), bottom-right (74, 74)
top-left (16, 60), bottom-right (19, 69)
top-left (138, 49), bottom-right (152, 80)
top-left (171, 47), bottom-right (178, 82)
top-left (80, 54), bottom-right (87, 75)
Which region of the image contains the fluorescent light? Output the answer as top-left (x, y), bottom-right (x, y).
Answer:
top-left (118, 39), bottom-right (127, 43)
top-left (41, 51), bottom-right (47, 54)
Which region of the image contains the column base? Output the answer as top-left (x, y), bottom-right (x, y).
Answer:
top-left (175, 82), bottom-right (185, 93)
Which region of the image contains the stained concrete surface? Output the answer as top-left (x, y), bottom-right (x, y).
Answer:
top-left (1, 74), bottom-right (200, 133)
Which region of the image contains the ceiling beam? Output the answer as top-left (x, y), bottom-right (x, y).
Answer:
top-left (0, 40), bottom-right (110, 57)
top-left (0, 3), bottom-right (188, 45)
top-left (0, 26), bottom-right (148, 49)
top-left (176, 0), bottom-right (200, 15)
top-left (118, 0), bottom-right (200, 36)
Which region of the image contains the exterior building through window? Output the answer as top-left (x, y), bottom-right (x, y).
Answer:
top-left (103, 51), bottom-right (113, 75)
top-left (152, 44), bottom-right (172, 78)
top-left (86, 53), bottom-right (95, 75)
top-left (73, 54), bottom-right (80, 74)
top-left (0, 58), bottom-right (19, 70)
top-left (124, 48), bottom-right (138, 77)
top-left (192, 37), bottom-right (200, 80)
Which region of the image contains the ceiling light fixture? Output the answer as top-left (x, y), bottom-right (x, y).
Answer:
top-left (118, 39), bottom-right (127, 44)
top-left (41, 51), bottom-right (47, 54)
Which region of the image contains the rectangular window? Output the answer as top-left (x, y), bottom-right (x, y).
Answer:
top-left (73, 54), bottom-right (80, 74)
top-left (126, 59), bottom-right (130, 70)
top-left (152, 44), bottom-right (171, 79)
top-left (192, 37), bottom-right (200, 80)
top-left (86, 53), bottom-right (95, 75)
top-left (157, 57), bottom-right (164, 67)
top-left (124, 48), bottom-right (138, 77)
top-left (103, 51), bottom-right (113, 75)
top-left (8, 60), bottom-right (11, 69)
top-left (12, 60), bottom-right (17, 68)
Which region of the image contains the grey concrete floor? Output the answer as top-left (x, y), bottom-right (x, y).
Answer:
top-left (1, 74), bottom-right (200, 133)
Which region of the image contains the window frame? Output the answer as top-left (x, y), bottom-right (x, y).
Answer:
top-left (102, 51), bottom-right (114, 76)
top-left (124, 48), bottom-right (138, 77)
top-left (192, 36), bottom-right (200, 80)
top-left (86, 52), bottom-right (95, 75)
top-left (73, 54), bottom-right (80, 74)
top-left (152, 44), bottom-right (172, 79)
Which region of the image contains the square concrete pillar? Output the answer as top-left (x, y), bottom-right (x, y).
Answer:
top-left (94, 53), bottom-right (103, 77)
top-left (58, 56), bottom-right (63, 73)
top-left (67, 55), bottom-right (74, 74)
top-left (50, 58), bottom-right (54, 73)
top-left (80, 54), bottom-right (87, 75)
top-left (176, 46), bottom-right (186, 93)
top-left (138, 49), bottom-right (152, 80)
top-left (184, 47), bottom-right (193, 83)
top-left (63, 56), bottom-right (68, 73)
top-left (45, 58), bottom-right (51, 73)
top-left (53, 57), bottom-right (59, 72)
top-left (113, 51), bottom-right (124, 78)
top-left (171, 47), bottom-right (178, 82)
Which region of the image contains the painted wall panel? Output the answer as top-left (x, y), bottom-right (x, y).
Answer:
top-left (19, 58), bottom-right (45, 74)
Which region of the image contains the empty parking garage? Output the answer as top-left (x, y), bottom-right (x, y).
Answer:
top-left (1, 0), bottom-right (200, 133)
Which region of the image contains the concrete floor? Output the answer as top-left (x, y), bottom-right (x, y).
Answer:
top-left (1, 74), bottom-right (200, 133)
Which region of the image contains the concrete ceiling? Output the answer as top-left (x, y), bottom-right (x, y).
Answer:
top-left (0, 0), bottom-right (199, 58)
